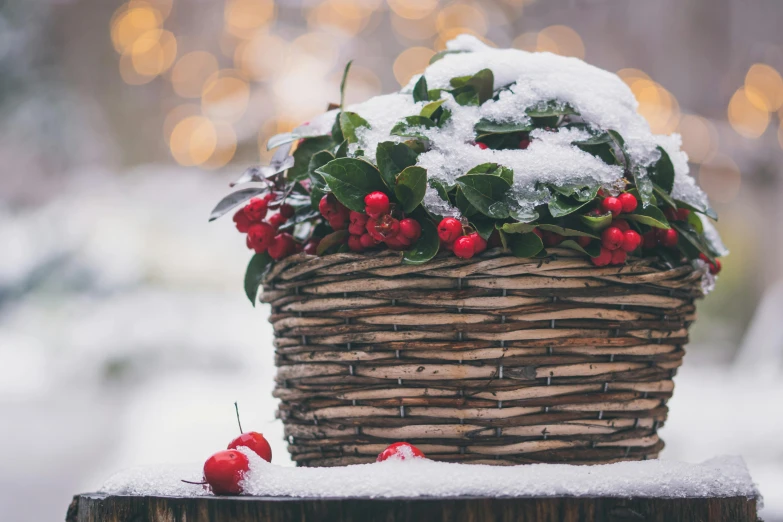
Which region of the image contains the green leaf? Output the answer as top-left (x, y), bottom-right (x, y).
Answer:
top-left (649, 146), bottom-right (675, 194)
top-left (395, 166), bottom-right (427, 213)
top-left (672, 222), bottom-right (715, 263)
top-left (450, 68), bottom-right (494, 104)
top-left (559, 239), bottom-right (601, 257)
top-left (550, 184), bottom-right (598, 203)
top-left (288, 136), bottom-right (335, 181)
top-left (333, 139), bottom-right (348, 158)
top-left (391, 116), bottom-right (437, 139)
top-left (429, 178), bottom-right (452, 203)
top-left (316, 230), bottom-right (349, 255)
top-left (471, 217), bottom-right (496, 240)
top-left (454, 187), bottom-right (478, 217)
top-left (413, 75), bottom-right (429, 102)
top-left (632, 166), bottom-right (654, 208)
top-left (508, 204), bottom-right (539, 223)
top-left (456, 173), bottom-right (511, 219)
top-left (454, 90), bottom-right (479, 106)
top-left (507, 232), bottom-right (544, 258)
top-left (548, 195), bottom-right (591, 218)
top-left (537, 224), bottom-right (598, 239)
top-left (687, 211), bottom-right (704, 234)
top-left (466, 162), bottom-right (513, 185)
top-left (675, 199), bottom-right (718, 221)
top-left (376, 141), bottom-right (418, 190)
top-left (308, 150), bottom-right (335, 209)
top-left (498, 222), bottom-right (537, 234)
top-left (316, 158), bottom-right (386, 212)
top-left (579, 212), bottom-right (613, 231)
top-left (339, 60), bottom-right (352, 109)
top-left (571, 127), bottom-right (613, 146)
top-left (474, 118), bottom-right (533, 136)
top-left (653, 183), bottom-right (678, 208)
top-left (403, 219), bottom-right (439, 264)
top-left (526, 101), bottom-right (579, 118)
top-left (576, 142), bottom-right (619, 166)
top-left (625, 205), bottom-right (671, 229)
top-left (430, 49), bottom-right (467, 64)
top-left (339, 112), bottom-right (369, 144)
top-left (420, 99), bottom-right (446, 119)
top-left (244, 253), bottom-right (272, 306)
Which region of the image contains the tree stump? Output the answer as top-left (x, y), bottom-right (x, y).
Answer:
top-left (67, 493), bottom-right (759, 522)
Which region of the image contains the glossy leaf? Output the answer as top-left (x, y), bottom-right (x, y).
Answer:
top-left (632, 166), bottom-right (654, 208)
top-left (232, 144), bottom-right (294, 186)
top-left (316, 230), bottom-right (349, 256)
top-left (471, 217), bottom-right (495, 240)
top-left (537, 224), bottom-right (598, 239)
top-left (507, 232), bottom-right (544, 258)
top-left (474, 118), bottom-right (532, 136)
top-left (413, 75), bottom-right (429, 102)
top-left (430, 49), bottom-right (467, 64)
top-left (376, 141), bottom-right (418, 190)
top-left (675, 199), bottom-right (718, 221)
top-left (649, 146), bottom-right (675, 194)
top-left (390, 116), bottom-right (437, 139)
top-left (316, 158), bottom-right (386, 212)
top-left (395, 166), bottom-right (427, 213)
top-left (653, 183), bottom-right (678, 209)
top-left (454, 187), bottom-right (478, 217)
top-left (456, 173), bottom-right (511, 219)
top-left (673, 222), bottom-right (715, 263)
top-left (288, 136), bottom-right (334, 181)
top-left (579, 212), bottom-right (613, 231)
top-left (498, 222), bottom-right (536, 234)
top-left (466, 162), bottom-right (513, 185)
top-left (339, 112), bottom-right (370, 144)
top-left (209, 187), bottom-right (267, 222)
top-left (308, 150), bottom-right (335, 209)
top-left (450, 68), bottom-right (494, 104)
top-left (420, 99), bottom-right (446, 119)
top-left (403, 219), bottom-right (439, 265)
top-left (548, 195), bottom-right (591, 218)
top-left (624, 205), bottom-right (671, 229)
top-left (244, 253), bottom-right (272, 306)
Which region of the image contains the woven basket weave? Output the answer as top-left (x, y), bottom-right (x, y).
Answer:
top-left (262, 247), bottom-right (704, 466)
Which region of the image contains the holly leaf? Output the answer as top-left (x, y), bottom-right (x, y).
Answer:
top-left (244, 253), bottom-right (272, 306)
top-left (209, 187), bottom-right (268, 222)
top-left (391, 116), bottom-right (437, 139)
top-left (466, 163), bottom-right (513, 185)
top-left (649, 146), bottom-right (675, 194)
top-left (413, 75), bottom-right (429, 102)
top-left (339, 112), bottom-right (370, 144)
top-left (673, 222), bottom-right (715, 263)
top-left (376, 141), bottom-right (418, 191)
top-left (403, 219), bottom-right (439, 265)
top-left (653, 183), bottom-right (678, 209)
top-left (316, 158), bottom-right (386, 212)
top-left (456, 173), bottom-right (511, 219)
top-left (395, 166), bottom-right (427, 213)
top-left (420, 99), bottom-right (446, 119)
top-left (316, 230), bottom-right (349, 255)
top-left (475, 118), bottom-right (533, 136)
top-left (507, 232), bottom-right (544, 258)
top-left (624, 205), bottom-right (671, 229)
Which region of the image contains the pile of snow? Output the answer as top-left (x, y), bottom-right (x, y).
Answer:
top-left (101, 455), bottom-right (758, 500)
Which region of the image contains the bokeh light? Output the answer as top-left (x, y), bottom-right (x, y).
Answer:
top-left (202, 122), bottom-right (238, 169)
top-left (201, 70), bottom-right (251, 123)
top-left (744, 63), bottom-right (783, 112)
top-left (393, 47), bottom-right (435, 86)
top-left (434, 2), bottom-right (487, 49)
top-left (169, 115), bottom-right (218, 166)
top-left (224, 0), bottom-right (276, 39)
top-left (728, 87), bottom-right (770, 138)
top-left (171, 51), bottom-right (220, 99)
top-left (512, 32), bottom-right (538, 52)
top-left (130, 29), bottom-right (177, 77)
top-left (536, 25), bottom-right (585, 59)
top-left (307, 0), bottom-right (371, 36)
top-left (678, 114), bottom-right (718, 164)
top-left (111, 4), bottom-right (163, 55)
top-left (119, 53), bottom-right (156, 85)
top-left (331, 64), bottom-right (383, 105)
top-left (387, 0), bottom-right (439, 20)
top-left (390, 11), bottom-right (438, 41)
top-left (163, 104), bottom-right (202, 143)
top-left (233, 32), bottom-right (288, 82)
top-left (697, 153), bottom-right (742, 204)
top-left (629, 79), bottom-right (680, 134)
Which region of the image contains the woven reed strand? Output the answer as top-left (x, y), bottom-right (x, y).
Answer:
top-left (261, 247), bottom-right (704, 467)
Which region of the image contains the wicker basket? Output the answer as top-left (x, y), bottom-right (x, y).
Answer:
top-left (262, 247), bottom-right (704, 466)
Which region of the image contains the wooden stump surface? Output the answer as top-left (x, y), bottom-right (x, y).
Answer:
top-left (67, 493), bottom-right (759, 522)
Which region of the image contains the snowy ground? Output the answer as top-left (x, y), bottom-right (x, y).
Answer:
top-left (0, 168), bottom-right (780, 521)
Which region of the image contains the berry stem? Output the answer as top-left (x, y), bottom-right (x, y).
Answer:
top-left (234, 402), bottom-right (244, 434)
top-left (181, 479), bottom-right (208, 485)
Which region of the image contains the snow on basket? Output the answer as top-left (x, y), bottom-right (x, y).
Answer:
top-left (211, 35), bottom-right (726, 466)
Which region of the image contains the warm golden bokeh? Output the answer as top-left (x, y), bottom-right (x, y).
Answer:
top-left (224, 0), bottom-right (276, 39)
top-left (171, 51), bottom-right (220, 98)
top-left (233, 32), bottom-right (288, 82)
top-left (629, 79), bottom-right (680, 135)
top-left (678, 114), bottom-right (718, 164)
top-left (307, 1), bottom-right (370, 35)
top-left (390, 11), bottom-right (438, 41)
top-left (436, 3), bottom-right (488, 41)
top-left (698, 154), bottom-right (742, 203)
top-left (334, 64), bottom-right (383, 105)
top-left (128, 0), bottom-right (173, 20)
top-left (130, 29), bottom-right (177, 77)
top-left (111, 4), bottom-right (163, 55)
top-left (744, 63), bottom-right (783, 112)
top-left (536, 25), bottom-right (585, 59)
top-left (728, 87), bottom-right (770, 139)
top-left (202, 122), bottom-right (238, 169)
top-left (169, 115), bottom-right (218, 166)
top-left (163, 104), bottom-right (201, 142)
top-left (393, 47), bottom-right (435, 86)
top-left (387, 0), bottom-right (440, 20)
top-left (201, 70), bottom-right (251, 123)
top-left (511, 32), bottom-right (538, 52)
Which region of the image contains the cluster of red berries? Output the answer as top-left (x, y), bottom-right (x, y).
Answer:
top-left (199, 430), bottom-right (273, 495)
top-left (437, 217), bottom-right (489, 259)
top-left (319, 192), bottom-right (423, 252)
top-left (592, 219), bottom-right (642, 266)
top-left (233, 193), bottom-right (308, 260)
top-left (475, 137), bottom-right (530, 150)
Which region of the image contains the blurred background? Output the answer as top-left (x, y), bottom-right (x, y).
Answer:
top-left (1, 0), bottom-right (782, 520)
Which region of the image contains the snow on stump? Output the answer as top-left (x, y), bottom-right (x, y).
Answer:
top-left (67, 456), bottom-right (761, 521)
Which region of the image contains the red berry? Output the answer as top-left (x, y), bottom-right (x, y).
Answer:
top-left (348, 235), bottom-right (364, 252)
top-left (611, 249), bottom-right (627, 265)
top-left (441, 239), bottom-right (455, 251)
top-left (233, 209), bottom-right (252, 233)
top-left (377, 442), bottom-right (425, 462)
top-left (475, 142), bottom-right (488, 150)
top-left (364, 191), bottom-right (390, 218)
top-left (385, 234), bottom-right (411, 250)
top-left (203, 450), bottom-right (249, 495)
top-left (468, 232), bottom-right (487, 254)
top-left (453, 235), bottom-right (475, 259)
top-left (601, 226), bottom-right (624, 251)
top-left (621, 230), bottom-right (641, 252)
top-left (279, 204), bottom-right (295, 219)
top-left (663, 207), bottom-right (678, 222)
top-left (677, 208), bottom-right (691, 221)
top-left (542, 231), bottom-right (563, 247)
top-left (591, 247), bottom-right (612, 267)
top-left (228, 432), bottom-right (272, 463)
top-left (376, 215), bottom-right (400, 238)
top-left (699, 253), bottom-right (722, 275)
top-left (613, 219), bottom-right (630, 232)
top-left (303, 239), bottom-right (320, 255)
top-left (263, 192), bottom-right (277, 202)
top-left (268, 233), bottom-right (296, 260)
top-left (244, 198), bottom-right (268, 221)
top-left (438, 218), bottom-right (463, 243)
top-left (399, 218), bottom-right (422, 241)
top-left (268, 213), bottom-right (287, 229)
top-left (642, 230), bottom-right (657, 249)
top-left (618, 193), bottom-right (638, 213)
top-left (349, 211), bottom-right (369, 230)
top-left (329, 212), bottom-right (349, 230)
top-left (532, 228), bottom-right (543, 238)
top-left (319, 194), bottom-right (338, 219)
top-left (366, 217), bottom-right (384, 242)
top-left (359, 233), bottom-right (377, 249)
top-left (657, 228), bottom-right (679, 248)
top-left (576, 236), bottom-right (591, 248)
top-left (601, 197), bottom-right (622, 216)
top-left (247, 223), bottom-right (275, 253)
top-left (518, 138), bottom-right (530, 149)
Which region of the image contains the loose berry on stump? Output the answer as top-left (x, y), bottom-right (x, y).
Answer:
top-left (364, 191), bottom-right (390, 218)
top-left (247, 223), bottom-right (275, 253)
top-left (303, 239), bottom-right (320, 255)
top-left (233, 209), bottom-right (252, 233)
top-left (268, 233), bottom-right (296, 260)
top-left (347, 235), bottom-right (364, 252)
top-left (399, 218), bottom-right (422, 242)
top-left (268, 213), bottom-right (287, 229)
top-left (657, 228), bottom-right (679, 248)
top-left (244, 198), bottom-right (268, 221)
top-left (452, 235), bottom-right (475, 259)
top-left (228, 432), bottom-right (272, 463)
top-left (203, 450), bottom-right (249, 495)
top-left (468, 232), bottom-right (487, 254)
top-left (621, 230), bottom-right (641, 252)
top-left (377, 442), bottom-right (425, 462)
top-left (617, 192), bottom-right (638, 213)
top-left (591, 247), bottom-right (612, 267)
top-left (611, 249), bottom-right (627, 265)
top-left (601, 226), bottom-right (624, 250)
top-left (438, 218), bottom-right (463, 243)
top-left (601, 197), bottom-right (623, 216)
